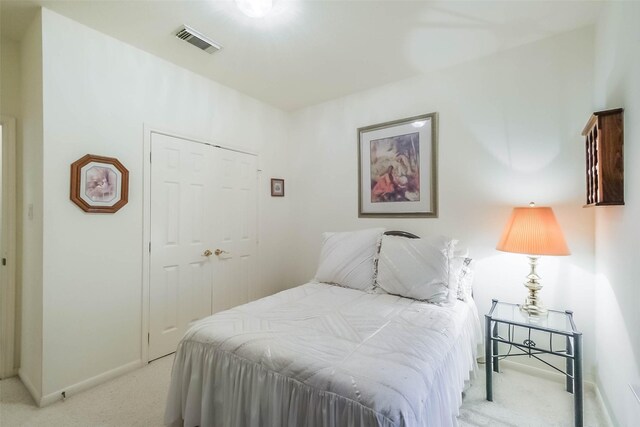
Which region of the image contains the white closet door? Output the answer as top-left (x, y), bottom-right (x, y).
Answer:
top-left (149, 133), bottom-right (214, 361)
top-left (212, 149), bottom-right (258, 313)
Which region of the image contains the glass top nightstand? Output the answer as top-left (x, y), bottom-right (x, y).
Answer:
top-left (488, 300), bottom-right (579, 336)
top-left (485, 299), bottom-right (583, 427)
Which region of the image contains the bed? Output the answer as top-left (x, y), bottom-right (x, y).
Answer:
top-left (164, 280), bottom-right (482, 427)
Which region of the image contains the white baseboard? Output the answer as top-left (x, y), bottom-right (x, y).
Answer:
top-left (39, 359), bottom-right (142, 407)
top-left (18, 369), bottom-right (41, 405)
top-left (1, 367), bottom-right (19, 380)
top-left (595, 383), bottom-right (616, 427)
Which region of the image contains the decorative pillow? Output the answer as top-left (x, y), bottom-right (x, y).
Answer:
top-left (376, 235), bottom-right (456, 303)
top-left (314, 228), bottom-right (386, 291)
top-left (448, 247), bottom-right (468, 297)
top-left (451, 256), bottom-right (475, 301)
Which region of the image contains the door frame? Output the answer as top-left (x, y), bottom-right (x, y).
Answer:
top-left (0, 116), bottom-right (17, 378)
top-left (141, 125), bottom-right (259, 364)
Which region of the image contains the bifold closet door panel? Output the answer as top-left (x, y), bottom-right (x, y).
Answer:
top-left (149, 133), bottom-right (214, 361)
top-left (211, 148), bottom-right (258, 314)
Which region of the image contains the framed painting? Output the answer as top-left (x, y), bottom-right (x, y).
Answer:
top-left (271, 178), bottom-right (285, 197)
top-left (358, 112), bottom-right (438, 217)
top-left (70, 154), bottom-right (129, 213)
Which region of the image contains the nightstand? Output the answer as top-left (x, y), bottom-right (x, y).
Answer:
top-left (485, 299), bottom-right (583, 427)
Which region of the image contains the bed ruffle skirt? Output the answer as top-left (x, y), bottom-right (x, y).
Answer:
top-left (164, 303), bottom-right (480, 427)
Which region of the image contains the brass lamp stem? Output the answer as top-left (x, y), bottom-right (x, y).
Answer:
top-left (520, 255), bottom-right (548, 316)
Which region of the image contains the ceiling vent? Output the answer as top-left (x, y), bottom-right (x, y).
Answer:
top-left (176, 25), bottom-right (222, 54)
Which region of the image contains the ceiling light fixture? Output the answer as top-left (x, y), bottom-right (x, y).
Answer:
top-left (235, 0), bottom-right (273, 18)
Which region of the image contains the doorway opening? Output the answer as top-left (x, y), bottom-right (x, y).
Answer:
top-left (0, 116), bottom-right (18, 379)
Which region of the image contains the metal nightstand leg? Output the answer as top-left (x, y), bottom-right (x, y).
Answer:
top-left (574, 333), bottom-right (583, 427)
top-left (485, 315), bottom-right (493, 401)
top-left (492, 321), bottom-right (499, 373)
top-left (566, 335), bottom-right (574, 394)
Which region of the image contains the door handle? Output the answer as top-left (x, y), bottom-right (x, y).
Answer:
top-left (214, 249), bottom-right (229, 256)
top-left (203, 249), bottom-right (213, 257)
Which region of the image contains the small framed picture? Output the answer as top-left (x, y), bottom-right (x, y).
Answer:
top-left (271, 178), bottom-right (285, 197)
top-left (70, 154), bottom-right (129, 213)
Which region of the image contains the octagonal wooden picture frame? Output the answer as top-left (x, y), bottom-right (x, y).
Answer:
top-left (70, 154), bottom-right (129, 213)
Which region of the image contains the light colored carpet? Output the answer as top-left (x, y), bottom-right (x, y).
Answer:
top-left (458, 364), bottom-right (608, 427)
top-left (0, 356), bottom-right (173, 427)
top-left (1, 357), bottom-right (608, 426)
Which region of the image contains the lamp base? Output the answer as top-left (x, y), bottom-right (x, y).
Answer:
top-left (519, 256), bottom-right (549, 317)
top-left (520, 301), bottom-right (548, 317)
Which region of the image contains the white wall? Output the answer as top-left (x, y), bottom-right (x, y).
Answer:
top-left (35, 8), bottom-right (292, 401)
top-left (593, 2), bottom-right (640, 425)
top-left (18, 10), bottom-right (44, 399)
top-left (289, 27), bottom-right (597, 378)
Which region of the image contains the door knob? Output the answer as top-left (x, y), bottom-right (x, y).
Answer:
top-left (214, 249), bottom-right (228, 256)
top-left (203, 249), bottom-right (213, 257)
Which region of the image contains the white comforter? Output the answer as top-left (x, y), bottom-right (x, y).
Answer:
top-left (165, 282), bottom-right (482, 427)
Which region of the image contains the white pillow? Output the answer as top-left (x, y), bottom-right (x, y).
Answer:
top-left (314, 228), bottom-right (386, 291)
top-left (376, 235), bottom-right (456, 303)
top-left (451, 256), bottom-right (475, 301)
top-left (448, 247), bottom-right (468, 298)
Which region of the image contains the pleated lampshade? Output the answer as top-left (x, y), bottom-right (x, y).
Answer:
top-left (496, 205), bottom-right (570, 256)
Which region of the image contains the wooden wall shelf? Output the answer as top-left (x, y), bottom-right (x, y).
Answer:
top-left (581, 108), bottom-right (624, 207)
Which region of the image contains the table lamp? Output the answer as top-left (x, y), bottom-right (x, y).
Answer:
top-left (496, 202), bottom-right (570, 316)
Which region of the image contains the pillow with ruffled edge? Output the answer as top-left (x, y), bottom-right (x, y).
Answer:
top-left (314, 228), bottom-right (386, 292)
top-left (448, 247), bottom-right (467, 298)
top-left (375, 235), bottom-right (457, 304)
top-left (451, 256), bottom-right (475, 301)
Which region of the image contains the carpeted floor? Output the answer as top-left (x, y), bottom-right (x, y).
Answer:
top-left (458, 364), bottom-right (608, 427)
top-left (0, 356), bottom-right (608, 427)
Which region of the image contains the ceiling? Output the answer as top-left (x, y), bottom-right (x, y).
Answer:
top-left (1, 0), bottom-right (601, 111)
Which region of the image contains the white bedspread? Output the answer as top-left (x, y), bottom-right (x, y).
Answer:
top-left (165, 282), bottom-right (482, 427)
